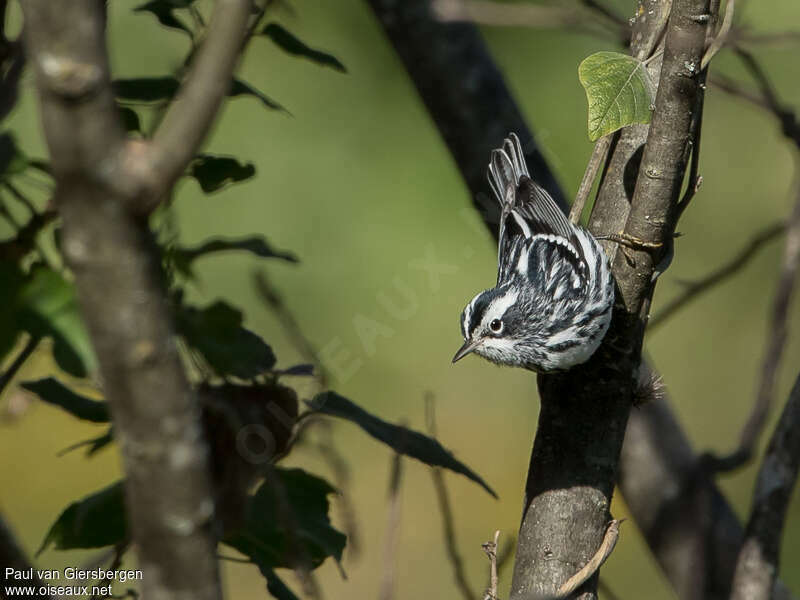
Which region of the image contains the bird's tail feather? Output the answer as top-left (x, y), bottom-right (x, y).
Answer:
top-left (487, 133), bottom-right (530, 207)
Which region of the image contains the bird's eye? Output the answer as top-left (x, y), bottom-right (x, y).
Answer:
top-left (489, 319), bottom-right (503, 333)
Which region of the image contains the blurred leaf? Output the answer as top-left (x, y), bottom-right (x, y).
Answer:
top-left (17, 267), bottom-right (96, 377)
top-left (0, 260), bottom-right (25, 360)
top-left (264, 570), bottom-right (300, 600)
top-left (176, 301), bottom-right (276, 378)
top-left (38, 481), bottom-right (126, 555)
top-left (578, 51), bottom-right (655, 141)
top-left (260, 23), bottom-right (346, 72)
top-left (21, 377), bottom-right (109, 423)
top-left (273, 364), bottom-right (315, 377)
top-left (307, 392), bottom-right (497, 497)
top-left (58, 430), bottom-right (115, 457)
top-left (224, 467), bottom-right (346, 571)
top-left (172, 235), bottom-right (297, 277)
top-left (118, 106), bottom-right (142, 133)
top-left (230, 79), bottom-right (288, 113)
top-left (0, 132), bottom-right (29, 178)
top-left (114, 77), bottom-right (180, 102)
top-left (114, 77), bottom-right (287, 113)
top-left (187, 154), bottom-right (256, 193)
top-left (134, 0), bottom-right (193, 36)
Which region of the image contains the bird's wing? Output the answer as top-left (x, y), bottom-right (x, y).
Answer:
top-left (487, 134), bottom-right (586, 285)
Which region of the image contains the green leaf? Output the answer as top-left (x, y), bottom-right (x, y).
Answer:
top-left (114, 77), bottom-right (180, 102)
top-left (176, 301), bottom-right (276, 378)
top-left (307, 392), bottom-right (497, 497)
top-left (38, 482), bottom-right (127, 555)
top-left (21, 378), bottom-right (110, 423)
top-left (17, 267), bottom-right (96, 377)
top-left (172, 236), bottom-right (297, 277)
top-left (230, 79), bottom-right (288, 113)
top-left (187, 154), bottom-right (256, 193)
top-left (264, 570), bottom-right (300, 600)
top-left (578, 51), bottom-right (655, 141)
top-left (134, 0), bottom-right (193, 36)
top-left (114, 77), bottom-right (287, 113)
top-left (0, 132), bottom-right (30, 178)
top-left (224, 467), bottom-right (346, 571)
top-left (0, 260), bottom-right (25, 361)
top-left (260, 24), bottom-right (346, 73)
top-left (118, 106), bottom-right (142, 133)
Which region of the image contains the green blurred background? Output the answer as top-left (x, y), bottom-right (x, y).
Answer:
top-left (2, 0), bottom-right (800, 598)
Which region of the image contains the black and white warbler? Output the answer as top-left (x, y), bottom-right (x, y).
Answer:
top-left (453, 133), bottom-right (614, 372)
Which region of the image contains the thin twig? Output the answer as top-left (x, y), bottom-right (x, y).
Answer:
top-left (431, 0), bottom-right (626, 41)
top-left (426, 395), bottom-right (476, 600)
top-left (708, 174), bottom-right (800, 472)
top-left (254, 270), bottom-right (329, 390)
top-left (0, 337), bottom-right (39, 397)
top-left (650, 221), bottom-right (785, 328)
top-left (555, 519), bottom-right (624, 598)
top-left (570, 135), bottom-right (613, 224)
top-left (730, 371), bottom-right (800, 600)
top-left (378, 453), bottom-right (403, 600)
top-left (481, 531), bottom-right (500, 600)
top-left (701, 0), bottom-right (734, 69)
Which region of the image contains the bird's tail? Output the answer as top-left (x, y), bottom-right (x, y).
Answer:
top-left (487, 133), bottom-right (530, 207)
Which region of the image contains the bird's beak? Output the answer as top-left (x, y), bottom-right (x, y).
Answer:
top-left (452, 339), bottom-right (480, 363)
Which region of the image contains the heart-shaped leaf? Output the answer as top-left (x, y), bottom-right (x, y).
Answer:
top-left (578, 51), bottom-right (655, 141)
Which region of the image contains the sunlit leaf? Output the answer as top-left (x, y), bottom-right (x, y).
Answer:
top-left (17, 267), bottom-right (96, 377)
top-left (176, 301), bottom-right (276, 378)
top-left (260, 23), bottom-right (346, 72)
top-left (224, 467), bottom-right (346, 571)
top-left (187, 154), bottom-right (256, 193)
top-left (578, 51), bottom-right (655, 141)
top-left (38, 482), bottom-right (127, 555)
top-left (21, 378), bottom-right (109, 423)
top-left (307, 392), bottom-right (496, 497)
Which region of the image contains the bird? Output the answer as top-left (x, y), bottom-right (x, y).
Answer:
top-left (452, 133), bottom-right (614, 372)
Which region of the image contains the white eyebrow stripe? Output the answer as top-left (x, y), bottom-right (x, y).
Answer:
top-left (482, 289), bottom-right (519, 328)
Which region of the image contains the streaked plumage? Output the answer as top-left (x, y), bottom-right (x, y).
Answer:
top-left (453, 133), bottom-right (614, 372)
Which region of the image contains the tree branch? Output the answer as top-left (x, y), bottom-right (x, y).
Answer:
top-left (364, 2), bottom-right (798, 599)
top-left (19, 2), bottom-right (252, 599)
top-left (149, 0), bottom-right (251, 204)
top-left (650, 221), bottom-right (786, 328)
top-left (730, 372), bottom-right (800, 600)
top-left (366, 0), bottom-right (568, 224)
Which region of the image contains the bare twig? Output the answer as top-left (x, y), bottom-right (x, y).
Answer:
top-left (426, 396), bottom-right (476, 600)
top-left (432, 0), bottom-right (626, 41)
top-left (0, 336), bottom-right (39, 397)
top-left (482, 531), bottom-right (500, 600)
top-left (730, 372), bottom-right (800, 600)
top-left (555, 520), bottom-right (623, 599)
top-left (708, 174), bottom-right (800, 472)
top-left (570, 134), bottom-right (613, 224)
top-left (378, 453), bottom-right (403, 600)
top-left (147, 0), bottom-right (252, 208)
top-left (254, 270), bottom-right (329, 389)
top-left (650, 221), bottom-right (785, 328)
top-left (701, 0), bottom-right (734, 69)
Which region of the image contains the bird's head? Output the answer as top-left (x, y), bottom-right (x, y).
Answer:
top-left (453, 286), bottom-right (523, 366)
